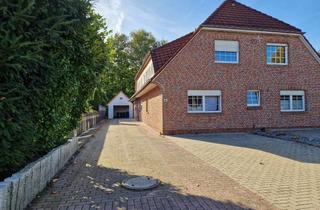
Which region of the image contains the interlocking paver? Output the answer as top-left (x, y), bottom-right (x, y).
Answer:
top-left (28, 120), bottom-right (274, 210)
top-left (168, 133), bottom-right (320, 209)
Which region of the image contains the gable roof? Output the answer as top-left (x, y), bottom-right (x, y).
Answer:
top-left (150, 32), bottom-right (194, 72)
top-left (132, 0), bottom-right (313, 100)
top-left (201, 0), bottom-right (302, 33)
top-left (137, 0), bottom-right (303, 80)
top-left (107, 91), bottom-right (130, 105)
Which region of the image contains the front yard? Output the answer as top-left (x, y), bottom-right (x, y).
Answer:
top-left (168, 133), bottom-right (320, 209)
top-left (29, 120), bottom-right (320, 209)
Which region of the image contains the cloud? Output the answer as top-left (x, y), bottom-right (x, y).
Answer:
top-left (109, 0), bottom-right (120, 9)
top-left (93, 0), bottom-right (187, 40)
top-left (94, 0), bottom-right (125, 33)
top-left (114, 12), bottom-right (124, 33)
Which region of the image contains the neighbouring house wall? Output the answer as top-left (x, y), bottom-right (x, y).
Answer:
top-left (154, 30), bottom-right (320, 134)
top-left (137, 86), bottom-right (163, 133)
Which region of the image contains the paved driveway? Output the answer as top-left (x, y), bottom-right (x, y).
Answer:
top-left (168, 133), bottom-right (320, 209)
top-left (277, 128), bottom-right (320, 140)
top-left (29, 120), bottom-right (274, 210)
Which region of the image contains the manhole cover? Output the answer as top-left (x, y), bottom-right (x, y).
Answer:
top-left (121, 176), bottom-right (160, 190)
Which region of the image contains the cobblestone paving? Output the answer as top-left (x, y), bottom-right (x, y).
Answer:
top-left (168, 133), bottom-right (320, 210)
top-left (28, 120), bottom-right (274, 210)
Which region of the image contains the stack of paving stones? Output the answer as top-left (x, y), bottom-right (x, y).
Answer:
top-left (254, 130), bottom-right (320, 147)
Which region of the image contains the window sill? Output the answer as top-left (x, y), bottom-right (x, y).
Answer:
top-left (280, 110), bottom-right (305, 113)
top-left (267, 63), bottom-right (288, 66)
top-left (215, 61), bottom-right (239, 64)
top-left (247, 106), bottom-right (262, 110)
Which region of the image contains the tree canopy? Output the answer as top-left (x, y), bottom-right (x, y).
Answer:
top-left (0, 0), bottom-right (109, 179)
top-left (90, 29), bottom-right (166, 108)
top-left (0, 0), bottom-right (165, 180)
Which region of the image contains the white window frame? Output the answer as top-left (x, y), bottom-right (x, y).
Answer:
top-left (266, 43), bottom-right (288, 65)
top-left (214, 40), bottom-right (239, 64)
top-left (280, 90), bottom-right (305, 112)
top-left (247, 90), bottom-right (260, 107)
top-left (187, 90), bottom-right (222, 113)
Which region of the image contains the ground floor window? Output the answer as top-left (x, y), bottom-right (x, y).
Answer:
top-left (280, 90), bottom-right (305, 112)
top-left (247, 90), bottom-right (260, 107)
top-left (188, 90), bottom-right (221, 113)
top-left (188, 96), bottom-right (203, 111)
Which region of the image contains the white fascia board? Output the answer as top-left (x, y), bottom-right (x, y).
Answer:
top-left (202, 27), bottom-right (301, 36)
top-left (298, 35), bottom-right (320, 64)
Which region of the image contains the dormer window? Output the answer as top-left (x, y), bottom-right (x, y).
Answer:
top-left (266, 43), bottom-right (288, 65)
top-left (214, 40), bottom-right (239, 64)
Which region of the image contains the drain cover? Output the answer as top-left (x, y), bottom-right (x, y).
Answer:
top-left (121, 176), bottom-right (160, 190)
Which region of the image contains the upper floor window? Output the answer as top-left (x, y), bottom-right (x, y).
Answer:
top-left (214, 40), bottom-right (239, 64)
top-left (247, 90), bottom-right (260, 107)
top-left (266, 43), bottom-right (288, 65)
top-left (280, 91), bottom-right (305, 112)
top-left (188, 90), bottom-right (222, 113)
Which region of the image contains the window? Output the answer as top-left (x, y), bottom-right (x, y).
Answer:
top-left (215, 52), bottom-right (237, 63)
top-left (214, 40), bottom-right (239, 63)
top-left (188, 90), bottom-right (221, 113)
top-left (146, 99), bottom-right (149, 113)
top-left (266, 44), bottom-right (288, 65)
top-left (247, 90), bottom-right (260, 107)
top-left (280, 95), bottom-right (290, 110)
top-left (280, 91), bottom-right (305, 112)
top-left (137, 60), bottom-right (155, 91)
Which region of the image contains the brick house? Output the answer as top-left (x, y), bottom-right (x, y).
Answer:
top-left (131, 0), bottom-right (320, 135)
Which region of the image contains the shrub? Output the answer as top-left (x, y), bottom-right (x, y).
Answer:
top-left (0, 0), bottom-right (108, 179)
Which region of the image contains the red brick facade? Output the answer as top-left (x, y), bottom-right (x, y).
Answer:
top-left (135, 86), bottom-right (163, 133)
top-left (135, 29), bottom-right (320, 134)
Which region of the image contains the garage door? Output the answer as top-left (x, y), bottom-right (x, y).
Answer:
top-left (114, 105), bottom-right (129, 118)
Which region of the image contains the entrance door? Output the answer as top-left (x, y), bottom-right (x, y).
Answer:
top-left (113, 105), bottom-right (129, 118)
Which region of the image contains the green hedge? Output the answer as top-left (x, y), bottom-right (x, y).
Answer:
top-left (0, 0), bottom-right (108, 179)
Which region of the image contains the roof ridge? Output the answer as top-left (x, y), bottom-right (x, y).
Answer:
top-left (200, 0), bottom-right (231, 26)
top-left (201, 0), bottom-right (302, 33)
top-left (232, 0), bottom-right (301, 32)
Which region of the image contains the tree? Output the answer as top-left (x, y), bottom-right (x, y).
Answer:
top-left (128, 30), bottom-right (156, 70)
top-left (128, 30), bottom-right (167, 72)
top-left (0, 0), bottom-right (109, 179)
top-left (90, 30), bottom-right (166, 107)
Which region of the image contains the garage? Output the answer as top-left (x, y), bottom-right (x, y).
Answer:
top-left (113, 105), bottom-right (130, 118)
top-left (107, 91), bottom-right (133, 119)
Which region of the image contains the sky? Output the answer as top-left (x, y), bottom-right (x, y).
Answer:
top-left (94, 0), bottom-right (320, 51)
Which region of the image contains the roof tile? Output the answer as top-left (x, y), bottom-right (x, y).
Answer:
top-left (146, 0), bottom-right (302, 77)
top-left (201, 0), bottom-right (302, 33)
top-left (151, 32), bottom-right (194, 72)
